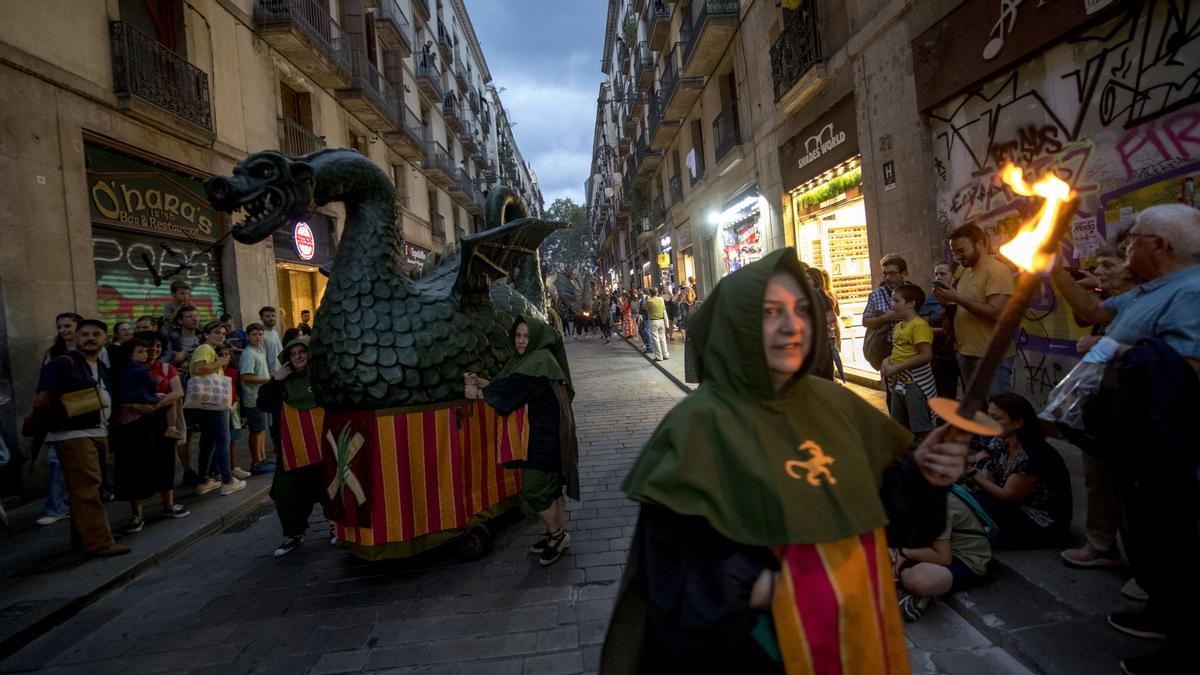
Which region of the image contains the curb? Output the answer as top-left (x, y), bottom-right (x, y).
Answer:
top-left (618, 334), bottom-right (692, 395)
top-left (0, 482), bottom-right (272, 661)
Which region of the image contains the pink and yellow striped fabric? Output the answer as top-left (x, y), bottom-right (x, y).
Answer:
top-left (279, 405), bottom-right (325, 471)
top-left (771, 528), bottom-right (910, 675)
top-left (326, 401), bottom-right (520, 549)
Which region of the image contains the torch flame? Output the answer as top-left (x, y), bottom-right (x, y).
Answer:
top-left (997, 164), bottom-right (1075, 273)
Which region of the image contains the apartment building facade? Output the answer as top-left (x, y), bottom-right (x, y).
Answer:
top-left (589, 0), bottom-right (1196, 395)
top-left (0, 0), bottom-right (541, 444)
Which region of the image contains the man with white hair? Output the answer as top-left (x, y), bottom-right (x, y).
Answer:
top-left (1050, 203), bottom-right (1200, 674)
top-left (1051, 203), bottom-right (1200, 374)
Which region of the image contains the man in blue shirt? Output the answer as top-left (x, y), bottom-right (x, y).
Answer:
top-left (1052, 204), bottom-right (1200, 373)
top-left (1050, 203), bottom-right (1200, 674)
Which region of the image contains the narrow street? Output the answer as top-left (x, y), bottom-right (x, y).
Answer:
top-left (2, 340), bottom-right (1027, 675)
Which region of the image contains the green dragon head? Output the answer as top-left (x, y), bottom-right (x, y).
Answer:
top-left (205, 150), bottom-right (314, 244)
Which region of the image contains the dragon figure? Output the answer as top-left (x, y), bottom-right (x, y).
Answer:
top-left (205, 148), bottom-right (563, 409)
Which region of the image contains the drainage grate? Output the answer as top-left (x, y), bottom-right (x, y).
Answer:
top-left (220, 502), bottom-right (275, 534)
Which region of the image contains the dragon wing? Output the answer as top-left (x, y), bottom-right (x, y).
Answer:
top-left (454, 187), bottom-right (566, 307)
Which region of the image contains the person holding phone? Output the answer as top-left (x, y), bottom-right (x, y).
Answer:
top-left (920, 262), bottom-right (960, 399)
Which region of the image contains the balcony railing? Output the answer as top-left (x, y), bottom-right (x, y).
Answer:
top-left (661, 41), bottom-right (684, 106)
top-left (374, 0), bottom-right (413, 55)
top-left (647, 93), bottom-right (664, 135)
top-left (712, 101), bottom-right (741, 161)
top-left (770, 4), bottom-right (823, 102)
top-left (415, 59), bottom-right (444, 100)
top-left (683, 0), bottom-right (739, 66)
top-left (278, 117), bottom-right (325, 155)
top-left (422, 141), bottom-right (455, 181)
top-left (253, 0), bottom-right (352, 81)
top-left (669, 173), bottom-right (683, 204)
top-left (437, 24), bottom-right (454, 62)
top-left (347, 50), bottom-right (402, 128)
top-left (644, 0), bottom-right (673, 50)
top-left (109, 21), bottom-right (213, 131)
top-left (634, 41), bottom-right (655, 90)
top-left (455, 63), bottom-right (469, 88)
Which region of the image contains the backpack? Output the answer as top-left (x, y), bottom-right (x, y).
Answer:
top-left (950, 484), bottom-right (1000, 541)
top-left (863, 325), bottom-right (891, 370)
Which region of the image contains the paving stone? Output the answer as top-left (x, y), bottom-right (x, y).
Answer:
top-left (523, 650), bottom-right (584, 675)
top-left (310, 650), bottom-right (372, 674)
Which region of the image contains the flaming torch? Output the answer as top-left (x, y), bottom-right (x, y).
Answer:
top-left (928, 164), bottom-right (1078, 436)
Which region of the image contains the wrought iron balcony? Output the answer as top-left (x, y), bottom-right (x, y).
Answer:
top-left (253, 0), bottom-right (352, 88)
top-left (644, 0), bottom-right (673, 51)
top-left (442, 96), bottom-right (464, 134)
top-left (412, 0), bottom-right (430, 23)
top-left (683, 0), bottom-right (739, 77)
top-left (278, 117), bottom-right (325, 156)
top-left (383, 104), bottom-right (427, 162)
top-left (421, 141), bottom-right (455, 187)
top-left (455, 63), bottom-right (469, 89)
top-left (771, 4), bottom-right (824, 103)
top-left (467, 85), bottom-right (481, 112)
top-left (634, 41), bottom-right (655, 93)
top-left (669, 173), bottom-right (683, 205)
top-left (437, 23), bottom-right (454, 63)
top-left (414, 58), bottom-right (444, 102)
top-left (337, 50), bottom-right (402, 132)
top-left (109, 21), bottom-right (213, 134)
top-left (374, 0), bottom-right (414, 57)
top-left (712, 101), bottom-right (741, 162)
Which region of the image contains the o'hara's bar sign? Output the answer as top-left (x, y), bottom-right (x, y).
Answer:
top-left (88, 172), bottom-right (221, 241)
top-left (796, 123), bottom-right (848, 170)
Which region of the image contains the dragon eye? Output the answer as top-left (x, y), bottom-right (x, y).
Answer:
top-left (255, 164), bottom-right (275, 179)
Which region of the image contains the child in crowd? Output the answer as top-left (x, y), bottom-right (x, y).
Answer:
top-left (159, 280), bottom-right (192, 329)
top-left (218, 346), bottom-right (251, 480)
top-left (879, 283), bottom-right (937, 439)
top-left (893, 490), bottom-right (994, 622)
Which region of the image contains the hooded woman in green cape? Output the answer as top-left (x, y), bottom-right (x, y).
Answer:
top-left (256, 337), bottom-right (328, 559)
top-left (600, 249), bottom-right (968, 674)
top-left (464, 315), bottom-right (580, 566)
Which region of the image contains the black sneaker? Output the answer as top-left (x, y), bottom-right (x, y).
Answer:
top-left (538, 532), bottom-right (570, 567)
top-left (530, 532), bottom-right (551, 554)
top-left (1108, 611), bottom-right (1167, 641)
top-left (898, 592), bottom-right (929, 623)
top-left (273, 535), bottom-right (303, 558)
top-left (125, 516), bottom-right (145, 534)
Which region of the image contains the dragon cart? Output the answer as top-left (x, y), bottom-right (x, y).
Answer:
top-left (206, 149), bottom-right (559, 560)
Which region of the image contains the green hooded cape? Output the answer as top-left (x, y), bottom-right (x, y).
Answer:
top-left (493, 316), bottom-right (574, 400)
top-left (280, 337), bottom-right (318, 410)
top-left (620, 248), bottom-right (913, 546)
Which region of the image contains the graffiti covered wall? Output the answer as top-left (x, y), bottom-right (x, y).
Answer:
top-left (928, 0), bottom-right (1200, 395)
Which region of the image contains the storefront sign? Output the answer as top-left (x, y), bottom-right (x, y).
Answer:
top-left (273, 213), bottom-right (335, 267)
top-left (403, 244), bottom-right (429, 275)
top-left (656, 252), bottom-right (670, 268)
top-left (294, 222), bottom-right (316, 260)
top-left (912, 0), bottom-right (1130, 110)
top-left (780, 97), bottom-right (859, 189)
top-left (86, 144), bottom-right (221, 242)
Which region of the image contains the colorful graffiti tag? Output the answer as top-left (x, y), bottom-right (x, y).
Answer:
top-left (92, 231), bottom-right (224, 328)
top-left (929, 0), bottom-right (1200, 358)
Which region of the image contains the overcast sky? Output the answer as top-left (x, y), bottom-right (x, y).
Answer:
top-left (464, 0), bottom-right (607, 207)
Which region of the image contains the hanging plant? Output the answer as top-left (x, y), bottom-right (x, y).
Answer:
top-left (798, 167), bottom-right (863, 210)
top-left (623, 13), bottom-right (638, 47)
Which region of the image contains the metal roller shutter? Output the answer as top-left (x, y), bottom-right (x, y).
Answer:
top-left (92, 227), bottom-right (225, 327)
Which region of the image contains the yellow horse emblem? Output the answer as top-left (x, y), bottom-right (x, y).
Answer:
top-left (785, 440), bottom-right (837, 486)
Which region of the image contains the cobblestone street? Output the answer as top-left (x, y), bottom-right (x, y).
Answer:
top-left (1, 340), bottom-right (1027, 674)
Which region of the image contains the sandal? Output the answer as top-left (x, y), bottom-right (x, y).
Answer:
top-left (538, 529), bottom-right (570, 567)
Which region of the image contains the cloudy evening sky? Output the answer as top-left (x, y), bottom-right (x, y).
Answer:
top-left (464, 0), bottom-right (608, 207)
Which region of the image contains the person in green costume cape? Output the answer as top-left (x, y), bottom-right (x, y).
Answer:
top-left (256, 338), bottom-right (327, 558)
top-left (464, 315), bottom-right (580, 566)
top-left (600, 248), bottom-right (968, 674)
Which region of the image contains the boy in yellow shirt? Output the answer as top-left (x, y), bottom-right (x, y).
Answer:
top-left (880, 284), bottom-right (937, 438)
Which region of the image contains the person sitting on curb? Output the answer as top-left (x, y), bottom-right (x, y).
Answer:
top-left (894, 489), bottom-right (993, 622)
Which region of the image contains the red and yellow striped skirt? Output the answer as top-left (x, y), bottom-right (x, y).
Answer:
top-left (279, 405), bottom-right (325, 471)
top-left (323, 400), bottom-right (521, 557)
top-left (772, 529), bottom-right (909, 674)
